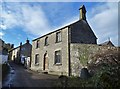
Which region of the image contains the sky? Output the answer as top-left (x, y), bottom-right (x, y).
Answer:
top-left (0, 1), bottom-right (119, 47)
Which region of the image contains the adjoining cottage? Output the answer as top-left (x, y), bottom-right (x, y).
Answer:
top-left (9, 39), bottom-right (32, 68)
top-left (31, 5), bottom-right (97, 76)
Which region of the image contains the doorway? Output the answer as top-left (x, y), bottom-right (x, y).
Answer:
top-left (43, 52), bottom-right (48, 71)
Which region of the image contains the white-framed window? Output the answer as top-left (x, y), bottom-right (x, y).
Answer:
top-left (56, 32), bottom-right (62, 43)
top-left (54, 50), bottom-right (61, 64)
top-left (35, 54), bottom-right (39, 65)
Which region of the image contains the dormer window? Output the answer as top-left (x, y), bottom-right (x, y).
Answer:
top-left (44, 37), bottom-right (49, 46)
top-left (36, 40), bottom-right (40, 48)
top-left (56, 32), bottom-right (62, 43)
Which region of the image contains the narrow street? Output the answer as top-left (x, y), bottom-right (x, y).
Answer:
top-left (2, 62), bottom-right (59, 88)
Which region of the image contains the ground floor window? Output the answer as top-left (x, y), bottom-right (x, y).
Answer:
top-left (35, 54), bottom-right (39, 65)
top-left (55, 50), bottom-right (61, 64)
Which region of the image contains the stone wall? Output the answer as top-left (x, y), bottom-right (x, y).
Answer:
top-left (31, 27), bottom-right (69, 76)
top-left (70, 43), bottom-right (118, 76)
top-left (21, 43), bottom-right (32, 57)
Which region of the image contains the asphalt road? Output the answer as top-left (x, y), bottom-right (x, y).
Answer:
top-left (2, 62), bottom-right (59, 88)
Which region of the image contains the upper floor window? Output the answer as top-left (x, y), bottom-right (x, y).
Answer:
top-left (45, 37), bottom-right (49, 46)
top-left (36, 40), bottom-right (40, 48)
top-left (35, 54), bottom-right (39, 65)
top-left (56, 32), bottom-right (62, 43)
top-left (54, 50), bottom-right (61, 64)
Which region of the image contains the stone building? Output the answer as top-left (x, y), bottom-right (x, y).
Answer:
top-left (31, 5), bottom-right (97, 76)
top-left (0, 39), bottom-right (13, 64)
top-left (9, 39), bottom-right (32, 66)
top-left (99, 40), bottom-right (114, 46)
top-left (0, 39), bottom-right (13, 55)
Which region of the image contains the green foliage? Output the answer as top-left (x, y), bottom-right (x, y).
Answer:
top-left (91, 64), bottom-right (120, 88)
top-left (54, 64), bottom-right (120, 88)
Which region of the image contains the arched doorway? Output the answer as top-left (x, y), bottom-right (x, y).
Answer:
top-left (43, 52), bottom-right (48, 71)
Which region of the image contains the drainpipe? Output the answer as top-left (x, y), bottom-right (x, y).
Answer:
top-left (68, 27), bottom-right (71, 76)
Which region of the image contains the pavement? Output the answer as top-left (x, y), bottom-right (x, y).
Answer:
top-left (2, 62), bottom-right (59, 88)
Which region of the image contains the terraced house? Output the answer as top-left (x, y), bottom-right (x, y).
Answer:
top-left (31, 5), bottom-right (97, 76)
top-left (9, 39), bottom-right (32, 68)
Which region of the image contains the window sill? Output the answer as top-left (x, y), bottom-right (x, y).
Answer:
top-left (54, 63), bottom-right (62, 66)
top-left (44, 44), bottom-right (49, 46)
top-left (55, 41), bottom-right (62, 43)
top-left (35, 63), bottom-right (39, 66)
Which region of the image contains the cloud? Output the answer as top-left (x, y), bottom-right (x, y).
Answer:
top-left (0, 24), bottom-right (7, 30)
top-left (52, 2), bottom-right (118, 46)
top-left (1, 2), bottom-right (118, 46)
top-left (0, 32), bottom-right (4, 38)
top-left (88, 2), bottom-right (118, 46)
top-left (21, 5), bottom-right (51, 36)
top-left (1, 2), bottom-right (23, 30)
top-left (1, 2), bottom-right (51, 36)
top-left (1, 11), bottom-right (18, 30)
top-left (1, 2), bottom-right (77, 37)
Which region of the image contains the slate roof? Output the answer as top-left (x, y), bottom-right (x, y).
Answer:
top-left (32, 19), bottom-right (97, 41)
top-left (99, 41), bottom-right (114, 46)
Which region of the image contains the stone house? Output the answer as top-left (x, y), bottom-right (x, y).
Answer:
top-left (0, 39), bottom-right (13, 64)
top-left (31, 5), bottom-right (97, 76)
top-left (9, 39), bottom-right (32, 66)
top-left (0, 39), bottom-right (13, 55)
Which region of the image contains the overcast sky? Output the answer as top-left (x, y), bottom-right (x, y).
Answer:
top-left (0, 1), bottom-right (119, 47)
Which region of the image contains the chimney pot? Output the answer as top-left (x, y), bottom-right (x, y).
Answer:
top-left (26, 38), bottom-right (29, 44)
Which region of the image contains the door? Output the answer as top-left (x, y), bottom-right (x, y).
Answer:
top-left (43, 53), bottom-right (48, 70)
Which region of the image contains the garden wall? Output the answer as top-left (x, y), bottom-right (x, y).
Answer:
top-left (70, 43), bottom-right (118, 76)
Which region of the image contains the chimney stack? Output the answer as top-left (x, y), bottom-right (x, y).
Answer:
top-left (26, 38), bottom-right (29, 44)
top-left (79, 5), bottom-right (86, 21)
top-left (20, 42), bottom-right (22, 46)
top-left (11, 44), bottom-right (14, 48)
